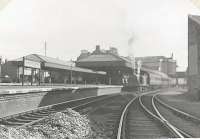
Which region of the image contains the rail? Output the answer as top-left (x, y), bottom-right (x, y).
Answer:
top-left (151, 95), bottom-right (184, 138)
top-left (155, 95), bottom-right (200, 122)
top-left (117, 90), bottom-right (170, 139)
top-left (0, 95), bottom-right (105, 120)
top-left (116, 96), bottom-right (137, 139)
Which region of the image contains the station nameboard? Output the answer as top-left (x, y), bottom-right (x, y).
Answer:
top-left (24, 59), bottom-right (41, 69)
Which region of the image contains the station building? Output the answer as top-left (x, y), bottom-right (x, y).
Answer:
top-left (77, 46), bottom-right (132, 85)
top-left (76, 45), bottom-right (150, 85)
top-left (76, 45), bottom-right (178, 85)
top-left (1, 54), bottom-right (106, 85)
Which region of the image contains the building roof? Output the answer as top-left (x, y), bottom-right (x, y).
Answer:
top-left (36, 54), bottom-right (74, 66)
top-left (76, 53), bottom-right (135, 69)
top-left (44, 62), bottom-right (106, 75)
top-left (119, 56), bottom-right (131, 63)
top-left (77, 53), bottom-right (170, 78)
top-left (13, 54), bottom-right (73, 66)
top-left (77, 54), bottom-right (124, 62)
top-left (13, 54), bottom-right (42, 62)
top-left (13, 54), bottom-right (106, 75)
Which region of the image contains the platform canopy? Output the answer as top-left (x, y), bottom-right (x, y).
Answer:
top-left (76, 52), bottom-right (170, 78)
top-left (13, 54), bottom-right (106, 75)
top-left (76, 53), bottom-right (133, 69)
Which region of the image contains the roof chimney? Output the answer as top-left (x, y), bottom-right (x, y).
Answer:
top-left (93, 45), bottom-right (101, 54)
top-left (96, 45), bottom-right (100, 51)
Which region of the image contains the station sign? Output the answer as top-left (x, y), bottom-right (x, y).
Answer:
top-left (24, 59), bottom-right (41, 69)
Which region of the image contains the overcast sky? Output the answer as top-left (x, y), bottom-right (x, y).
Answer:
top-left (0, 0), bottom-right (200, 71)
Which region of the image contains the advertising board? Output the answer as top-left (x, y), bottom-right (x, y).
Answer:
top-left (24, 59), bottom-right (41, 69)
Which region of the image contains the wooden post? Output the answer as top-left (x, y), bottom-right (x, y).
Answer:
top-left (70, 68), bottom-right (73, 84)
top-left (31, 69), bottom-right (33, 86)
top-left (17, 66), bottom-right (19, 83)
top-left (38, 69), bottom-right (41, 86)
top-left (22, 57), bottom-right (25, 86)
top-left (70, 59), bottom-right (73, 84)
top-left (109, 77), bottom-right (111, 85)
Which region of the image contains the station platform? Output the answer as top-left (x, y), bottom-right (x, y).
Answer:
top-left (0, 84), bottom-right (123, 118)
top-left (0, 84), bottom-right (120, 95)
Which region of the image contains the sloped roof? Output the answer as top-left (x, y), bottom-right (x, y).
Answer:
top-left (119, 56), bottom-right (131, 63)
top-left (45, 62), bottom-right (106, 75)
top-left (12, 54), bottom-right (43, 62)
top-left (77, 54), bottom-right (124, 62)
top-left (35, 54), bottom-right (73, 66)
top-left (77, 53), bottom-right (169, 78)
top-left (12, 54), bottom-right (106, 75)
top-left (13, 54), bottom-right (73, 66)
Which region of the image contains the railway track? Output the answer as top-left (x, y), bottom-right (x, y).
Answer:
top-left (117, 91), bottom-right (187, 139)
top-left (138, 92), bottom-right (200, 138)
top-left (0, 94), bottom-right (117, 128)
top-left (86, 93), bottom-right (135, 138)
top-left (2, 90), bottom-right (199, 138)
top-left (155, 95), bottom-right (200, 123)
top-left (154, 94), bottom-right (200, 137)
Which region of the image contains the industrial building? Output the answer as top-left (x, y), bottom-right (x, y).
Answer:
top-left (188, 15), bottom-right (200, 92)
top-left (135, 56), bottom-right (177, 76)
top-left (1, 54), bottom-right (106, 85)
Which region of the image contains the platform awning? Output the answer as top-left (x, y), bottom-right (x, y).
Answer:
top-left (44, 62), bottom-right (106, 75)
